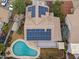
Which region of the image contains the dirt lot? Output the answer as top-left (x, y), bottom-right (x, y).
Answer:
top-left (37, 48), bottom-right (66, 59)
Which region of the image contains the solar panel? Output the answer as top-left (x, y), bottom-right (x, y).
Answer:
top-left (27, 29), bottom-right (51, 40)
top-left (28, 6), bottom-right (35, 17)
top-left (39, 6), bottom-right (48, 17)
top-left (28, 5), bottom-right (48, 17)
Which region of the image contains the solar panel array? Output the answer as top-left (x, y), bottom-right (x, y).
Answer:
top-left (28, 6), bottom-right (48, 17)
top-left (27, 29), bottom-right (51, 40)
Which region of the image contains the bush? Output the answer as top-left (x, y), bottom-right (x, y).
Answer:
top-left (0, 43), bottom-right (5, 55)
top-left (2, 23), bottom-right (9, 34)
top-left (17, 28), bottom-right (24, 35)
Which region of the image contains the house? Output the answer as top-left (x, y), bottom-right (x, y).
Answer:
top-left (65, 7), bottom-right (79, 59)
top-left (24, 1), bottom-right (64, 49)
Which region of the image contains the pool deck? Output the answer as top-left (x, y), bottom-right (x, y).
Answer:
top-left (6, 39), bottom-right (40, 59)
top-left (25, 40), bottom-right (40, 50)
top-left (6, 31), bottom-right (40, 59)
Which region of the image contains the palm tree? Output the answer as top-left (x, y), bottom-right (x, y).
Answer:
top-left (52, 0), bottom-right (65, 22)
top-left (13, 0), bottom-right (26, 15)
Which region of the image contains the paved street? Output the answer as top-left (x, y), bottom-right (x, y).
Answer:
top-left (0, 1), bottom-right (14, 59)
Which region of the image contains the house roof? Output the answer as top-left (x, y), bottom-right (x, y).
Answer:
top-left (69, 44), bottom-right (79, 54)
top-left (25, 15), bottom-right (62, 48)
top-left (24, 3), bottom-right (62, 48)
top-left (66, 11), bottom-right (79, 43)
top-left (45, 0), bottom-right (73, 15)
top-left (25, 12), bottom-right (62, 42)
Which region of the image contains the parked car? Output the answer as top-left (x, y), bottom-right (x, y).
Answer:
top-left (0, 30), bottom-right (6, 43)
top-left (1, 0), bottom-right (8, 6)
top-left (9, 5), bottom-right (13, 11)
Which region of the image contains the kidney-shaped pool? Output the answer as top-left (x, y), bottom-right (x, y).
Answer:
top-left (11, 40), bottom-right (39, 58)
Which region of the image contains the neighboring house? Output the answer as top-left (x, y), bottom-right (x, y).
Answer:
top-left (39, 0), bottom-right (73, 15)
top-left (72, 0), bottom-right (79, 9)
top-left (65, 7), bottom-right (79, 59)
top-left (61, 1), bottom-right (73, 15)
top-left (49, 0), bottom-right (79, 10)
top-left (0, 7), bottom-right (9, 23)
top-left (24, 1), bottom-right (64, 49)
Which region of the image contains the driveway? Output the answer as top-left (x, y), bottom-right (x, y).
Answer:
top-left (0, 7), bottom-right (9, 23)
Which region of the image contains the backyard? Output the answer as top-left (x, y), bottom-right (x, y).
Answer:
top-left (37, 48), bottom-right (66, 59)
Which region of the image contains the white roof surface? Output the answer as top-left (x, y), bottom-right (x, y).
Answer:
top-left (66, 8), bottom-right (79, 43)
top-left (57, 42), bottom-right (64, 49)
top-left (66, 8), bottom-right (79, 54)
top-left (70, 44), bottom-right (79, 54)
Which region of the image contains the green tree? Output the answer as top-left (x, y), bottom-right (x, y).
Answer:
top-left (52, 1), bottom-right (61, 16)
top-left (13, 0), bottom-right (26, 14)
top-left (52, 0), bottom-right (65, 22)
top-left (49, 2), bottom-right (53, 12)
top-left (25, 0), bottom-right (32, 6)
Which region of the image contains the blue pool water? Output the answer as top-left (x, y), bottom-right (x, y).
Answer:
top-left (12, 41), bottom-right (38, 57)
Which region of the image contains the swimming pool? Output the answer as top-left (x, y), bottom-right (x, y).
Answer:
top-left (11, 40), bottom-right (39, 58)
